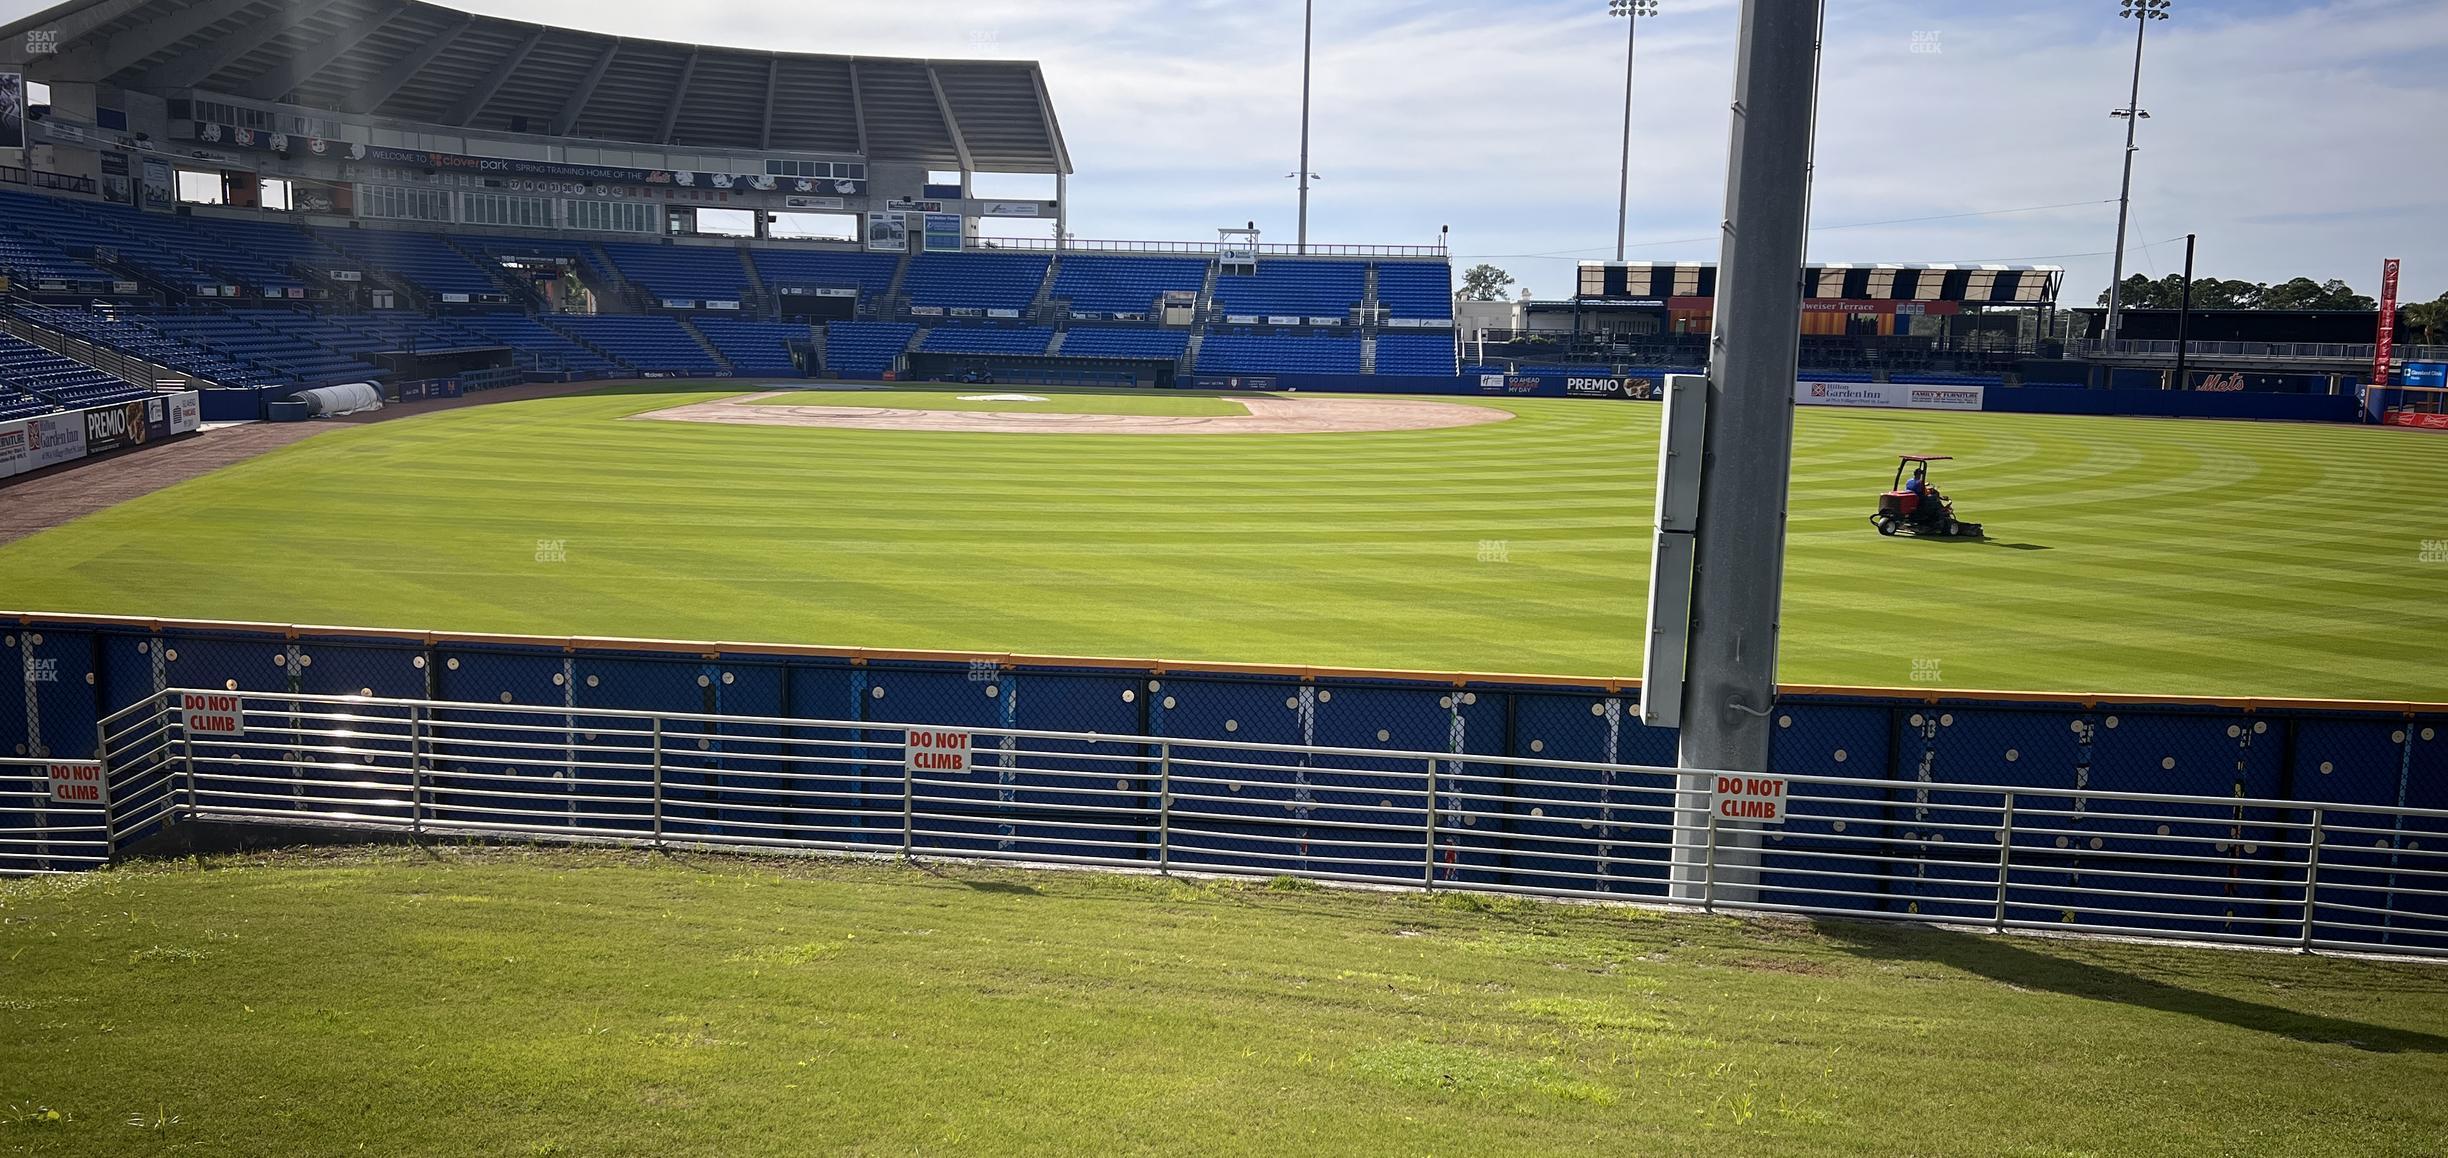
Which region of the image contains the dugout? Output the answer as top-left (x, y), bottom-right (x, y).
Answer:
top-left (372, 345), bottom-right (514, 380)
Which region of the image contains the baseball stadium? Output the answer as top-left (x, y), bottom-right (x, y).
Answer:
top-left (1, 0), bottom-right (2445, 1153)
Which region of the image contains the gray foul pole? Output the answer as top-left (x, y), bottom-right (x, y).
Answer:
top-left (1668, 0), bottom-right (1822, 903)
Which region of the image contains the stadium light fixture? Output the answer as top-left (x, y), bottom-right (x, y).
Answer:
top-left (1608, 0), bottom-right (1661, 264)
top-left (2104, 0), bottom-right (2171, 343)
top-left (1296, 0), bottom-right (1315, 255)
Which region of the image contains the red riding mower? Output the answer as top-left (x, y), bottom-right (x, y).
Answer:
top-left (1871, 454), bottom-right (1984, 538)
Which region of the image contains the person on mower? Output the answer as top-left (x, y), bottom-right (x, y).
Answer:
top-left (1904, 466), bottom-right (1943, 524)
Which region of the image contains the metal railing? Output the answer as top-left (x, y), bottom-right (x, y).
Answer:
top-left (44, 689), bottom-right (2448, 958)
top-left (0, 757), bottom-right (114, 874)
top-left (973, 237), bottom-right (1448, 258)
top-left (2076, 338), bottom-right (2448, 365)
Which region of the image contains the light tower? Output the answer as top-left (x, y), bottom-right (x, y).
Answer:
top-left (2104, 0), bottom-right (2171, 342)
top-left (1608, 0), bottom-right (1660, 263)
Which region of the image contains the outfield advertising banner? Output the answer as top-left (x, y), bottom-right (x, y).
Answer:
top-left (81, 398), bottom-right (154, 454)
top-left (1796, 380), bottom-right (1984, 411)
top-left (1563, 376), bottom-right (1659, 400)
top-left (26, 411), bottom-right (86, 470)
top-left (0, 418), bottom-right (27, 479)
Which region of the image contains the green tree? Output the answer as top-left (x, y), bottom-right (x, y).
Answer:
top-left (2096, 273), bottom-right (2373, 311)
top-left (2401, 293), bottom-right (2448, 345)
top-left (1459, 263), bottom-right (1515, 302)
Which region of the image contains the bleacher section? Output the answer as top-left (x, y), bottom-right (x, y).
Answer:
top-left (751, 249), bottom-right (901, 302)
top-left (0, 332), bottom-right (150, 409)
top-left (920, 326), bottom-right (1054, 356)
top-left (14, 305), bottom-right (267, 386)
top-left (1197, 333), bottom-right (1364, 375)
top-left (547, 315), bottom-right (722, 375)
top-left (691, 318), bottom-right (812, 375)
top-left (313, 228), bottom-right (500, 299)
top-left (1373, 263), bottom-right (1454, 322)
top-left (145, 311), bottom-right (384, 387)
top-left (600, 243), bottom-right (753, 304)
top-left (903, 253), bottom-right (1050, 312)
top-left (454, 313), bottom-right (621, 376)
top-left (0, 189), bottom-right (1515, 389)
top-left (822, 322), bottom-right (917, 378)
top-left (1052, 256), bottom-right (1208, 315)
top-left (0, 189), bottom-right (184, 290)
top-left (1372, 332), bottom-right (1458, 377)
top-left (1211, 261), bottom-right (1367, 320)
top-left (1057, 328), bottom-right (1190, 360)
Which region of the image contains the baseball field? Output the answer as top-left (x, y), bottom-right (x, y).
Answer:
top-left (0, 382), bottom-right (2441, 700)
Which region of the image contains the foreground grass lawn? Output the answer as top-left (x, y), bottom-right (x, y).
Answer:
top-left (4, 847), bottom-right (2445, 1155)
top-left (0, 383), bottom-right (2442, 697)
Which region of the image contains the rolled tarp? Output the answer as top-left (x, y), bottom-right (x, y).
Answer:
top-left (292, 382), bottom-right (383, 417)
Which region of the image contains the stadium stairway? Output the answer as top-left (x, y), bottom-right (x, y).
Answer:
top-left (678, 317), bottom-right (737, 375)
top-left (884, 252), bottom-right (914, 305)
top-left (738, 249), bottom-right (769, 317)
top-left (588, 242), bottom-right (650, 313)
top-left (1029, 258), bottom-right (1062, 323)
top-left (540, 316), bottom-right (638, 375)
top-left (445, 236), bottom-right (548, 312)
top-left (1197, 260), bottom-right (1221, 315)
top-left (1361, 337), bottom-right (1375, 374)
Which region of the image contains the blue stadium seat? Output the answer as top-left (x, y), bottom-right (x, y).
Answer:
top-left (692, 318), bottom-right (814, 375)
top-left (1051, 255), bottom-right (1209, 315)
top-left (752, 248), bottom-right (901, 302)
top-left (0, 333), bottom-right (141, 408)
top-left (548, 315), bottom-right (723, 375)
top-left (1196, 333), bottom-right (1363, 374)
top-left (312, 228), bottom-right (500, 297)
top-left (1211, 261), bottom-right (1366, 319)
top-left (822, 322), bottom-right (917, 377)
top-left (599, 243), bottom-right (753, 303)
top-left (1373, 262), bottom-right (1453, 321)
top-left (1372, 332), bottom-right (1457, 376)
top-left (455, 313), bottom-right (620, 376)
top-left (902, 253), bottom-right (1050, 311)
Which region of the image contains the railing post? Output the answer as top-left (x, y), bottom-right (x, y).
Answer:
top-left (406, 705), bottom-right (425, 839)
top-left (92, 720), bottom-right (116, 861)
top-left (2301, 808), bottom-right (2325, 953)
top-left (1423, 758), bottom-right (1439, 890)
top-left (901, 731), bottom-right (916, 859)
top-left (1702, 806), bottom-right (1719, 912)
top-left (1994, 792), bottom-right (2016, 934)
top-left (1157, 741), bottom-right (1172, 872)
top-left (649, 717), bottom-right (665, 849)
top-left (175, 690), bottom-right (201, 819)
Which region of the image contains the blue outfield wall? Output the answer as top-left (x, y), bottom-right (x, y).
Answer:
top-left (5, 615), bottom-right (2443, 947)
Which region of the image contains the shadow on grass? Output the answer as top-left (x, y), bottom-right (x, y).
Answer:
top-left (1825, 921), bottom-right (2448, 1054)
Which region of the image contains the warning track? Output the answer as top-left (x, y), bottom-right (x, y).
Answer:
top-left (628, 390), bottom-right (1515, 435)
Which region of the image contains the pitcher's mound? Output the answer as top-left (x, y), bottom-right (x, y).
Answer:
top-left (632, 391), bottom-right (1513, 435)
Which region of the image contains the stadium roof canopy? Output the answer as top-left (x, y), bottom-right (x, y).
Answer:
top-left (0, 0), bottom-right (1071, 171)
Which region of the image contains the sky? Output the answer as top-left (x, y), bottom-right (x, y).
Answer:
top-left (10, 0), bottom-right (2445, 304)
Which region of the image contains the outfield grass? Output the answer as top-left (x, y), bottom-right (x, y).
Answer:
top-left (3, 847), bottom-right (2443, 1155)
top-left (742, 385), bottom-right (1250, 416)
top-left (0, 383), bottom-right (2441, 698)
